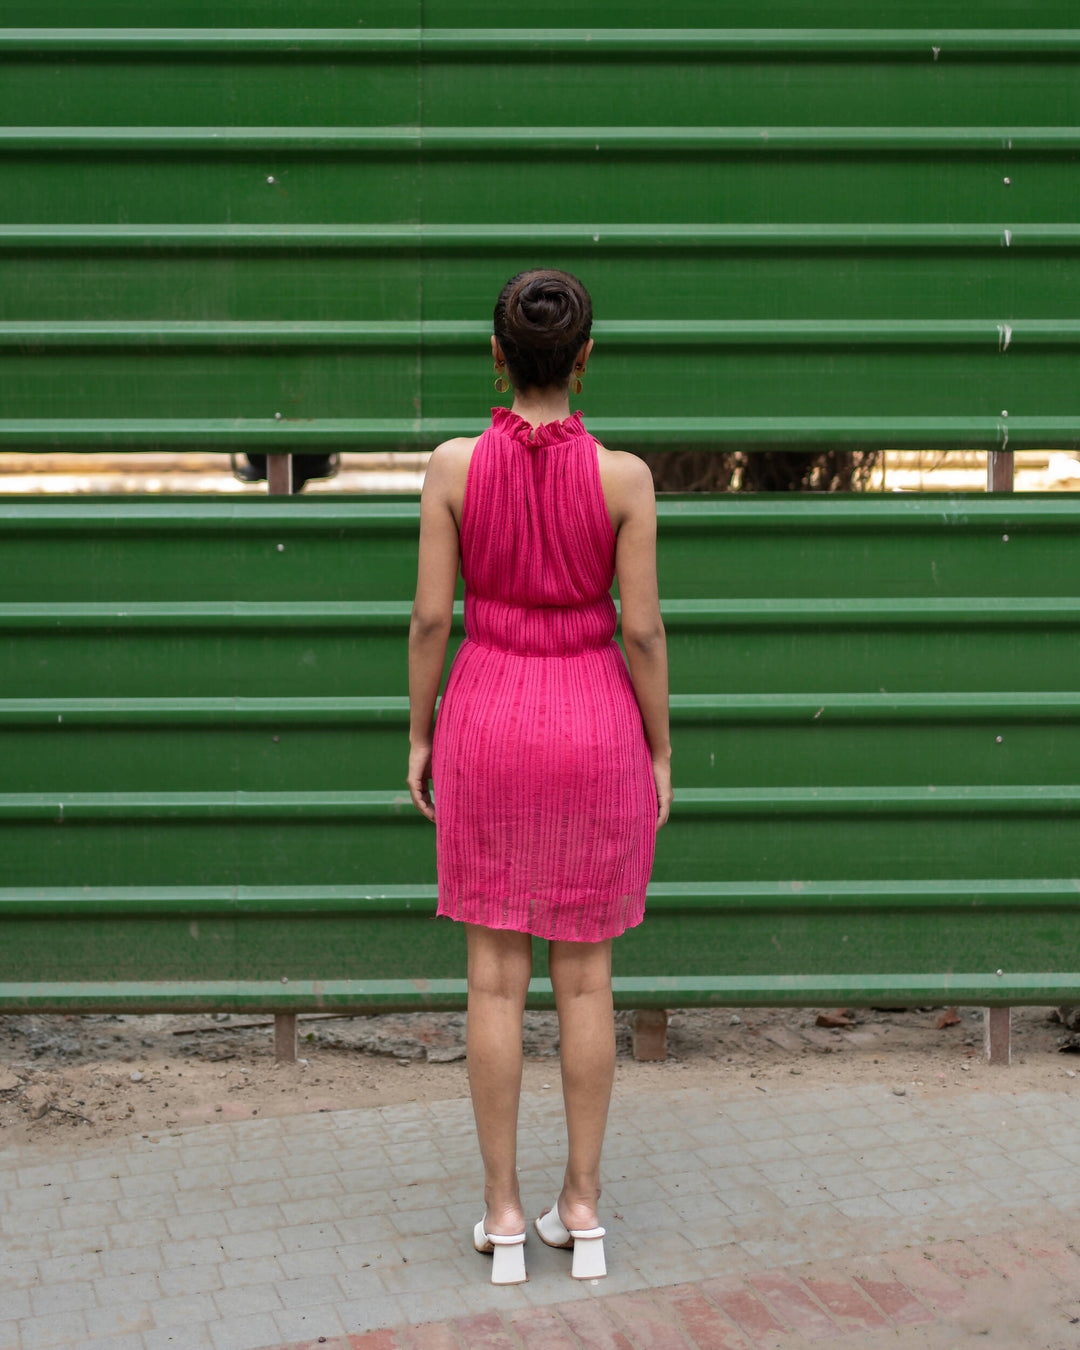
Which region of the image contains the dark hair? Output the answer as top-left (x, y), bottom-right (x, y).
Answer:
top-left (493, 269), bottom-right (593, 392)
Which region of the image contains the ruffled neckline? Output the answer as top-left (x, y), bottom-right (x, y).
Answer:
top-left (491, 406), bottom-right (586, 447)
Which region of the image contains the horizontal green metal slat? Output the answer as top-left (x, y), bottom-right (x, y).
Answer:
top-left (1, 417), bottom-right (1073, 449)
top-left (0, 884), bottom-right (435, 913)
top-left (5, 874), bottom-right (1080, 1009)
top-left (1, 597), bottom-right (1078, 627)
top-left (0, 500), bottom-right (422, 526)
top-left (1, 619), bottom-right (1077, 697)
top-left (1, 493), bottom-right (1075, 526)
top-left (0, 600), bottom-right (424, 625)
top-left (674, 692), bottom-right (1080, 718)
top-left (0, 729), bottom-right (407, 795)
top-left (5, 126), bottom-right (1079, 151)
top-left (0, 981), bottom-right (475, 1015)
top-left (651, 495), bottom-right (1080, 528)
top-left (6, 723), bottom-right (1074, 794)
top-left (9, 241), bottom-right (1077, 328)
top-left (606, 975), bottom-right (1080, 1005)
top-left (0, 804), bottom-right (1073, 887)
top-left (6, 157), bottom-right (1066, 228)
top-left (4, 223), bottom-right (1077, 248)
top-left (4, 973), bottom-right (1077, 1013)
top-left (8, 3), bottom-right (1077, 24)
top-left (3, 877), bottom-right (1077, 915)
top-left (6, 45), bottom-right (1079, 128)
top-left (5, 328), bottom-right (1076, 422)
top-left (1, 693), bottom-right (1076, 793)
top-left (3, 785), bottom-right (1077, 817)
top-left (429, 3), bottom-right (1080, 26)
top-left (7, 354), bottom-right (1075, 420)
top-left (3, 494), bottom-right (1078, 529)
top-left (0, 696), bottom-right (411, 722)
top-left (7, 0), bottom-right (423, 22)
top-left (664, 598), bottom-right (1080, 624)
top-left (3, 691), bottom-right (1079, 723)
top-left (4, 28), bottom-right (1080, 53)
top-left (4, 319), bottom-right (1078, 346)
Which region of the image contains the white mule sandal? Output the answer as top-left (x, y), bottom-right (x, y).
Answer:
top-left (534, 1199), bottom-right (607, 1279)
top-left (473, 1220), bottom-right (527, 1284)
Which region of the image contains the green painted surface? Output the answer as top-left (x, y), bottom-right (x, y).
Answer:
top-left (1, 495), bottom-right (1078, 600)
top-left (0, 788), bottom-right (1076, 888)
top-left (3, 244), bottom-right (1080, 327)
top-left (2, 5), bottom-right (1079, 1011)
top-left (1, 695), bottom-right (1076, 793)
top-left (4, 880), bottom-right (1080, 1011)
top-left (1, 10), bottom-right (1078, 449)
top-left (0, 495), bottom-right (1078, 1011)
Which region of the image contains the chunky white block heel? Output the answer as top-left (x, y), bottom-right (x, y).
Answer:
top-left (473, 1220), bottom-right (527, 1284)
top-left (534, 1198), bottom-right (607, 1280)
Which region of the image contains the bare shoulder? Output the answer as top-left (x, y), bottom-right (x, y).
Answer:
top-left (595, 442), bottom-right (655, 527)
top-left (423, 435), bottom-right (480, 497)
top-left (595, 441), bottom-right (654, 487)
top-left (428, 434), bottom-right (480, 472)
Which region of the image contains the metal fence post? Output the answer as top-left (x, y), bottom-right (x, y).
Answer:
top-left (267, 453), bottom-right (294, 496)
top-left (987, 451), bottom-right (1015, 492)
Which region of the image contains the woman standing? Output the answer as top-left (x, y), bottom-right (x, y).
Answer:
top-left (407, 269), bottom-right (671, 1285)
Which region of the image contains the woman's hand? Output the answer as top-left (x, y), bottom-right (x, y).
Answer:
top-left (652, 752), bottom-right (672, 829)
top-left (407, 740), bottom-right (436, 822)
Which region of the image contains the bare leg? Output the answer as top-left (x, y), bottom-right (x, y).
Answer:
top-left (548, 938), bottom-right (615, 1231)
top-left (465, 923), bottom-right (533, 1236)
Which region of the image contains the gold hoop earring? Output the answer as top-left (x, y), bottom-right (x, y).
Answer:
top-left (570, 371), bottom-right (584, 396)
top-left (494, 364), bottom-right (510, 394)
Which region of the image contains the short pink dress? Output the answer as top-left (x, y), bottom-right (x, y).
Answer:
top-left (431, 407), bottom-right (656, 942)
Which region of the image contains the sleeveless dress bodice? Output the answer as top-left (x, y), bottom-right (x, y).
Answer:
top-left (461, 408), bottom-right (618, 657)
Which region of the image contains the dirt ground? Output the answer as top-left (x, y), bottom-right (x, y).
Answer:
top-left (3, 1004), bottom-right (1080, 1154)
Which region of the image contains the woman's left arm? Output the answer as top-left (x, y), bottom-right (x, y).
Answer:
top-left (407, 440), bottom-right (469, 820)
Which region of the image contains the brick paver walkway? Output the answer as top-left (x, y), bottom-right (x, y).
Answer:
top-left (273, 1225), bottom-right (1077, 1349)
top-left (2, 1081), bottom-right (1079, 1349)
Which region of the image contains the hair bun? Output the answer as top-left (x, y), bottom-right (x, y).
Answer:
top-left (505, 273), bottom-right (585, 350)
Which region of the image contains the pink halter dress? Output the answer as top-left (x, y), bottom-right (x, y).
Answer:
top-left (431, 407), bottom-right (656, 942)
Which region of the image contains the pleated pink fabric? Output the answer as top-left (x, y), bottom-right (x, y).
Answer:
top-left (432, 406), bottom-right (656, 941)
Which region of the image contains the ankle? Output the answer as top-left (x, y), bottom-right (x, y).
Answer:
top-left (558, 1179), bottom-right (602, 1229)
top-left (483, 1184), bottom-right (525, 1235)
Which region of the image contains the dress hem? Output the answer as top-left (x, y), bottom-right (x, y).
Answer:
top-left (434, 908), bottom-right (645, 944)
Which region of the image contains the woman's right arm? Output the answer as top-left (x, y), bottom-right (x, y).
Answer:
top-left (608, 454), bottom-right (672, 829)
top-left (407, 439), bottom-right (469, 821)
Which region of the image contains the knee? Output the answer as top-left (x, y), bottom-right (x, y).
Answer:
top-left (466, 927), bottom-right (533, 1005)
top-left (469, 963), bottom-right (529, 1005)
top-left (553, 972), bottom-right (613, 1006)
top-left (549, 943), bottom-right (613, 1004)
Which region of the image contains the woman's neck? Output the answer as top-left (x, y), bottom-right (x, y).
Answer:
top-left (509, 387), bottom-right (573, 429)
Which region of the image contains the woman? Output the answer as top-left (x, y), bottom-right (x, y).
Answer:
top-left (407, 269), bottom-right (671, 1285)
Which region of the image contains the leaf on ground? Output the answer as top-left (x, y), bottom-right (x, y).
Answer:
top-left (936, 1007), bottom-right (961, 1029)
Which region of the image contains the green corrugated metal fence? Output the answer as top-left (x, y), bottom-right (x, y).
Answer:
top-left (1, 3), bottom-right (1078, 452)
top-left (1, 7), bottom-right (1078, 1034)
top-left (1, 495), bottom-right (1078, 1014)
